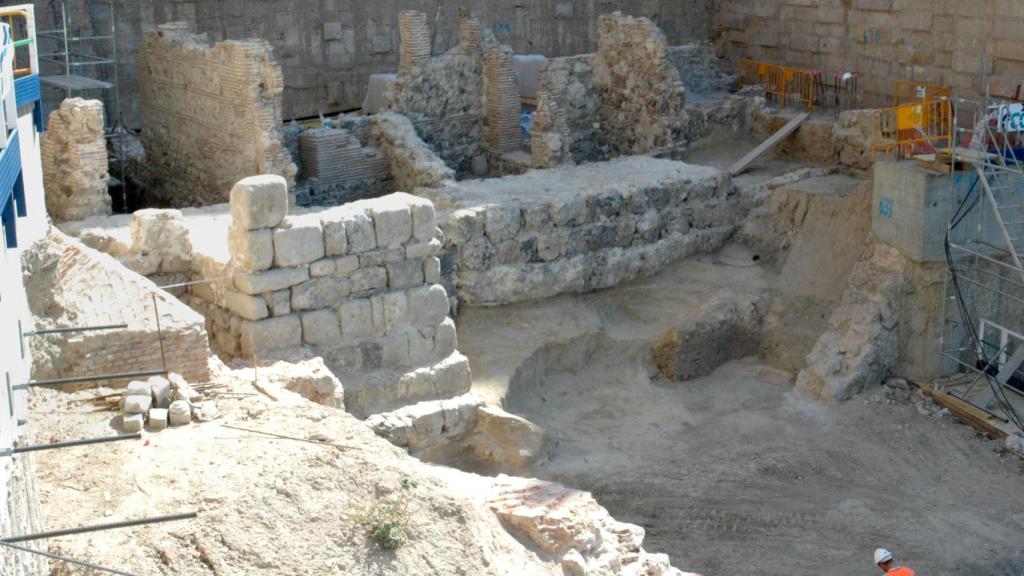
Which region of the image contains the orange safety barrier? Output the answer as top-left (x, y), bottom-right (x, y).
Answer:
top-left (738, 58), bottom-right (818, 110)
top-left (895, 80), bottom-right (950, 106)
top-left (871, 98), bottom-right (953, 160)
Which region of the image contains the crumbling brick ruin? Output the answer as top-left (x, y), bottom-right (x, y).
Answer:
top-left (137, 22), bottom-right (296, 206)
top-left (41, 98), bottom-right (111, 222)
top-left (23, 231), bottom-right (212, 386)
top-left (532, 12), bottom-right (689, 166)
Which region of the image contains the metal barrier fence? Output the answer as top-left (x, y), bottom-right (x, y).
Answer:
top-left (895, 80), bottom-right (950, 106)
top-left (871, 97), bottom-right (954, 160)
top-left (738, 58), bottom-right (820, 110)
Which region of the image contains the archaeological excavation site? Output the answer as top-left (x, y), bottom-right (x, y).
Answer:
top-left (3, 1), bottom-right (1024, 575)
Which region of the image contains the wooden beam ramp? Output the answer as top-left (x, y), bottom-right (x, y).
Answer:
top-left (729, 112), bottom-right (810, 177)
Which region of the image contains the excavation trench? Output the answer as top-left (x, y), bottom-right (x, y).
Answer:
top-left (452, 252), bottom-right (1024, 576)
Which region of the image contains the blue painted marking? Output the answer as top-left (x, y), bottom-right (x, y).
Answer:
top-left (879, 197), bottom-right (894, 218)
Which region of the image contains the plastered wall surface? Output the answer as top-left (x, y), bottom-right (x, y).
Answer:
top-left (34, 0), bottom-right (710, 127)
top-left (712, 0), bottom-right (1024, 106)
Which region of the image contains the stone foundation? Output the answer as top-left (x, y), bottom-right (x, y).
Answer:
top-left (420, 156), bottom-right (738, 306)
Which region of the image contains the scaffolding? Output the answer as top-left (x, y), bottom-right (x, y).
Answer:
top-left (940, 94), bottom-right (1024, 434)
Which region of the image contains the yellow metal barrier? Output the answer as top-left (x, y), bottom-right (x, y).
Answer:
top-left (895, 80), bottom-right (950, 106)
top-left (0, 7), bottom-right (33, 77)
top-left (738, 58), bottom-right (818, 110)
top-left (871, 98), bottom-right (953, 160)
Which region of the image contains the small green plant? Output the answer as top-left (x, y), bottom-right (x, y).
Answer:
top-left (360, 476), bottom-right (417, 550)
top-left (363, 501), bottom-right (409, 550)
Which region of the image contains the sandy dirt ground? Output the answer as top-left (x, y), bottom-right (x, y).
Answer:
top-left (509, 351), bottom-right (1024, 576)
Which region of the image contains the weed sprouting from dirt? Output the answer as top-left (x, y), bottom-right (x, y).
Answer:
top-left (362, 476), bottom-right (416, 550)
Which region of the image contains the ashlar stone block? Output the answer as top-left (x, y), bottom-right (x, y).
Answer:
top-left (274, 215), bottom-right (326, 267)
top-left (230, 175), bottom-right (289, 230)
top-left (240, 314), bottom-right (302, 357)
top-left (370, 196), bottom-right (413, 249)
top-left (301, 309), bottom-right (342, 347)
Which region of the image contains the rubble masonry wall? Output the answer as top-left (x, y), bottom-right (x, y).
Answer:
top-left (421, 156), bottom-right (739, 306)
top-left (46, 1), bottom-right (711, 128)
top-left (532, 12), bottom-right (689, 166)
top-left (137, 22), bottom-right (297, 206)
top-left (41, 98), bottom-right (111, 223)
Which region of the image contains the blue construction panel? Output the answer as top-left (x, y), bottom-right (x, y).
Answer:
top-left (0, 129), bottom-right (22, 227)
top-left (13, 171), bottom-right (24, 217)
top-left (14, 74), bottom-right (40, 108)
top-left (14, 75), bottom-right (43, 132)
top-left (2, 194), bottom-right (15, 248)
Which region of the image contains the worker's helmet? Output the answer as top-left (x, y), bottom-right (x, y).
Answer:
top-left (874, 548), bottom-right (894, 566)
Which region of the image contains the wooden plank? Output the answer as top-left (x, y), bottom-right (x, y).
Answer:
top-left (914, 153), bottom-right (953, 174)
top-left (930, 392), bottom-right (1008, 439)
top-left (729, 112), bottom-right (810, 176)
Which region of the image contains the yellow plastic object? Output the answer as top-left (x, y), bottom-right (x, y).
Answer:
top-left (872, 98), bottom-right (953, 160)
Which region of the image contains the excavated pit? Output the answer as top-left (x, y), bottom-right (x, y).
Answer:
top-left (454, 248), bottom-right (1024, 576)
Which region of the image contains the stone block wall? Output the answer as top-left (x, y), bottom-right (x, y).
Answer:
top-left (712, 0), bottom-right (1024, 107)
top-left (41, 98), bottom-right (111, 223)
top-left (23, 231), bottom-right (211, 387)
top-left (532, 13), bottom-right (689, 166)
top-left (137, 22), bottom-right (297, 206)
top-left (192, 176), bottom-right (455, 369)
top-left (421, 156), bottom-right (738, 306)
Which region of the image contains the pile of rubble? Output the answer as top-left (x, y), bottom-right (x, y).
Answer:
top-left (119, 373), bottom-right (219, 432)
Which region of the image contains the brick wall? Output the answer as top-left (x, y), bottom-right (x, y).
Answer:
top-left (712, 0), bottom-right (1024, 107)
top-left (137, 22), bottom-right (297, 206)
top-left (41, 98), bottom-right (111, 223)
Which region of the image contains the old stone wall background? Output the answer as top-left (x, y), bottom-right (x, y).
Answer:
top-left (137, 23), bottom-right (297, 206)
top-left (711, 0), bottom-right (1024, 107)
top-left (30, 0), bottom-right (710, 128)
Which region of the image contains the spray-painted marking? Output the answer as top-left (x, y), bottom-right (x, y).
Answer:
top-left (494, 23), bottom-right (512, 33)
top-left (879, 197), bottom-right (894, 218)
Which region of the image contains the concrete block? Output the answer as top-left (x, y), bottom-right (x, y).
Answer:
top-left (149, 408), bottom-right (169, 431)
top-left (409, 284), bottom-right (450, 327)
top-left (383, 290), bottom-right (408, 333)
top-left (387, 260), bottom-right (425, 289)
top-left (229, 226), bottom-right (274, 272)
top-left (123, 413), bottom-right (144, 432)
top-left (124, 395), bottom-right (153, 415)
top-left (291, 277), bottom-right (353, 311)
top-left (169, 400), bottom-right (192, 426)
top-left (230, 175), bottom-right (289, 230)
top-left (301, 309), bottom-right (342, 347)
top-left (338, 298), bottom-right (374, 341)
top-left (235, 267), bottom-right (310, 295)
top-left (274, 215), bottom-right (326, 267)
top-left (240, 315), bottom-right (303, 357)
top-left (370, 196), bottom-right (413, 249)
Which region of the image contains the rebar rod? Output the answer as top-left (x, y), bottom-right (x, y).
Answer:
top-left (0, 540), bottom-right (139, 576)
top-left (14, 370), bottom-right (166, 390)
top-left (0, 511), bottom-right (198, 543)
top-left (23, 323), bottom-right (127, 336)
top-left (10, 433), bottom-right (140, 454)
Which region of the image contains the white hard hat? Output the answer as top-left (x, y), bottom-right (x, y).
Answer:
top-left (874, 548), bottom-right (893, 565)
